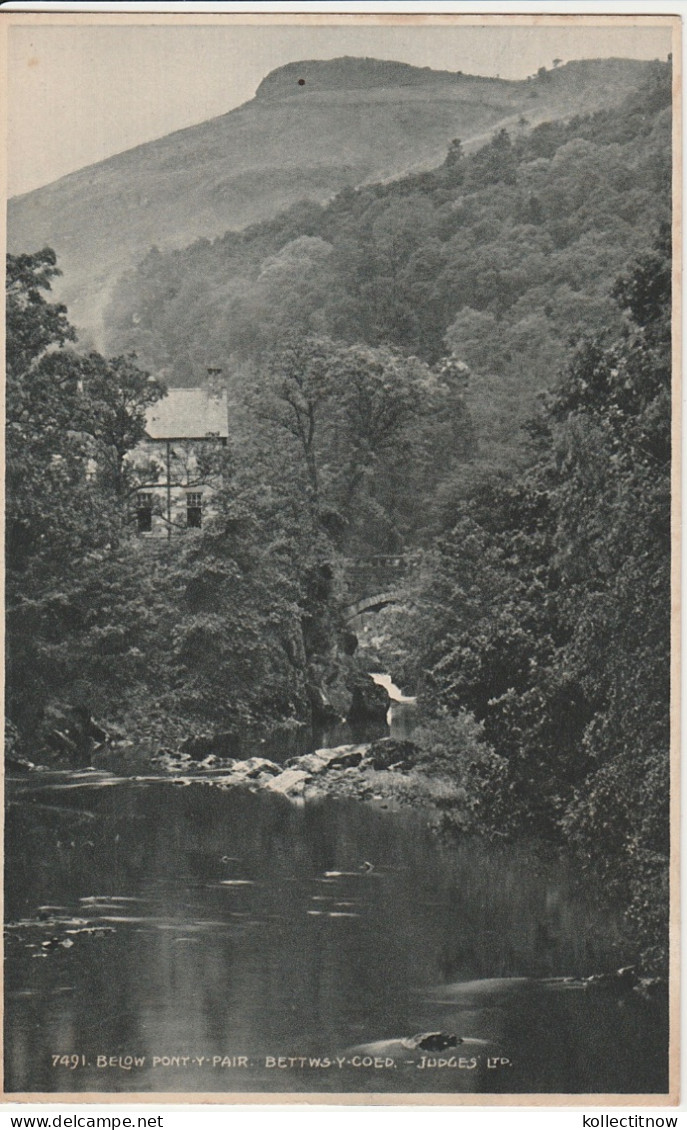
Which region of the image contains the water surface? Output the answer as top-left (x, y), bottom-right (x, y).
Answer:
top-left (5, 770), bottom-right (668, 1095)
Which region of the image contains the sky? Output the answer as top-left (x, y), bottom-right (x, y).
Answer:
top-left (6, 16), bottom-right (674, 197)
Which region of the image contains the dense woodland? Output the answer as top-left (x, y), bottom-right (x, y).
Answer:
top-left (105, 62), bottom-right (670, 472)
top-left (6, 61), bottom-right (672, 972)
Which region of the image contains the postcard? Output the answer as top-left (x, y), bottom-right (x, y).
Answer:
top-left (2, 9), bottom-right (680, 1106)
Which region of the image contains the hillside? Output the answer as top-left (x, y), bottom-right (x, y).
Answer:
top-left (7, 55), bottom-right (658, 340)
top-left (103, 62), bottom-right (671, 475)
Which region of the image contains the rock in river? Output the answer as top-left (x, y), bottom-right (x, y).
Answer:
top-left (286, 745), bottom-right (366, 775)
top-left (231, 757), bottom-right (282, 780)
top-left (264, 768), bottom-right (311, 798)
top-left (345, 1031), bottom-right (494, 1058)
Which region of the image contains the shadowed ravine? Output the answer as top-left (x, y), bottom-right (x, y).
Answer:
top-left (5, 767), bottom-right (668, 1095)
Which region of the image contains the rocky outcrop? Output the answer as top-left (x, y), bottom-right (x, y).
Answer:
top-left (307, 683), bottom-right (341, 729)
top-left (347, 678), bottom-right (389, 727)
top-left (286, 745), bottom-right (366, 774)
top-left (37, 704), bottom-right (108, 767)
top-left (140, 738), bottom-right (427, 806)
top-left (262, 745), bottom-right (372, 800)
top-left (255, 57), bottom-right (462, 99)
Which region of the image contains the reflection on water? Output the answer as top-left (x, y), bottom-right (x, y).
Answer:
top-left (5, 771), bottom-right (668, 1095)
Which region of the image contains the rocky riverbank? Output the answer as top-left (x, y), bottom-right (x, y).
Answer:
top-left (146, 736), bottom-right (470, 831)
top-left (6, 731), bottom-right (467, 830)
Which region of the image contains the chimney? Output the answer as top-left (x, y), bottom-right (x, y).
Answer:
top-left (206, 367), bottom-right (224, 398)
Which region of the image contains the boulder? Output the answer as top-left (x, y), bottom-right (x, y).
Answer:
top-left (325, 745), bottom-right (366, 769)
top-left (264, 768), bottom-right (311, 798)
top-left (287, 745), bottom-right (366, 775)
top-left (364, 737), bottom-right (420, 771)
top-left (152, 749), bottom-right (192, 773)
top-left (347, 680), bottom-right (389, 725)
top-left (232, 757), bottom-right (282, 780)
top-left (197, 754), bottom-right (236, 771)
top-left (345, 1032), bottom-right (493, 1058)
top-left (287, 751), bottom-right (334, 775)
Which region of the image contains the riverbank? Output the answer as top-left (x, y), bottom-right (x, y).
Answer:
top-left (145, 736), bottom-right (472, 833)
top-left (7, 731), bottom-right (467, 822)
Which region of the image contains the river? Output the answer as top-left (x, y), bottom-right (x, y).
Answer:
top-left (5, 765), bottom-right (669, 1096)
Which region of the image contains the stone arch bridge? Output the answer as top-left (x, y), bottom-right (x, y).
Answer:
top-left (342, 554), bottom-right (414, 626)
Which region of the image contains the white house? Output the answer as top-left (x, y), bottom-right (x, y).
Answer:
top-left (129, 386), bottom-right (229, 537)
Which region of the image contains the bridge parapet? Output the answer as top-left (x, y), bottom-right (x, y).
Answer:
top-left (341, 554), bottom-right (411, 571)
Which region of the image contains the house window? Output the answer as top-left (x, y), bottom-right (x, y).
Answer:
top-left (187, 492), bottom-right (203, 529)
top-left (137, 492), bottom-right (153, 533)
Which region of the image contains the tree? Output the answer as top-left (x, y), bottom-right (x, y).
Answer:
top-left (444, 138), bottom-right (463, 168)
top-left (466, 129), bottom-right (517, 187)
top-left (247, 334), bottom-right (336, 503)
top-left (6, 251), bottom-right (94, 573)
top-left (6, 248), bottom-right (75, 379)
top-left (240, 334), bottom-right (473, 555)
top-left (6, 251), bottom-right (166, 568)
top-left (6, 250), bottom-right (166, 736)
top-left (77, 351), bottom-right (166, 497)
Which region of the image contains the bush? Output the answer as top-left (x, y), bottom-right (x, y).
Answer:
top-left (412, 706), bottom-right (493, 781)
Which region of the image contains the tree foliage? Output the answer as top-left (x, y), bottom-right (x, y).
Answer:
top-left (237, 335), bottom-right (474, 555)
top-left (6, 251), bottom-right (168, 731)
top-left (5, 252), bottom-right (345, 747)
top-left (401, 238), bottom-right (671, 969)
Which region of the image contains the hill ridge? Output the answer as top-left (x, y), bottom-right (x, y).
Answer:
top-left (7, 54), bottom-right (663, 339)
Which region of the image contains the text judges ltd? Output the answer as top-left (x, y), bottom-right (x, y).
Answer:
top-left (71, 1053), bottom-right (511, 1071)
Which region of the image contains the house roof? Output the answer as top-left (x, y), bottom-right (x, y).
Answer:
top-left (145, 388), bottom-right (229, 440)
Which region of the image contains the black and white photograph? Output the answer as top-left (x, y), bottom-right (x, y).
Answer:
top-left (3, 10), bottom-right (679, 1104)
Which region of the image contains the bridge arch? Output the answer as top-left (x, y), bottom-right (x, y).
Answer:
top-left (341, 552), bottom-right (416, 628)
top-left (344, 589), bottom-right (403, 622)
